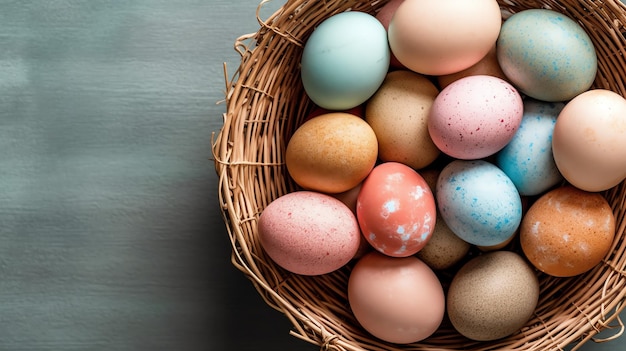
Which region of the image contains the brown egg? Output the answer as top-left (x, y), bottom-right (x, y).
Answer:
top-left (416, 212), bottom-right (471, 270)
top-left (286, 113), bottom-right (378, 194)
top-left (520, 185), bottom-right (615, 277)
top-left (447, 251), bottom-right (539, 341)
top-left (365, 70), bottom-right (440, 170)
top-left (419, 167), bottom-right (440, 194)
top-left (437, 44), bottom-right (508, 90)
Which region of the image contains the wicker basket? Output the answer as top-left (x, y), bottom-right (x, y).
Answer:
top-left (213, 0), bottom-right (626, 350)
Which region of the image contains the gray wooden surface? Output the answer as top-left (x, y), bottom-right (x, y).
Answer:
top-left (0, 0), bottom-right (623, 350)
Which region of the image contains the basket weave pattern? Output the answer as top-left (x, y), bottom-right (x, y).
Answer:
top-left (213, 1), bottom-right (626, 349)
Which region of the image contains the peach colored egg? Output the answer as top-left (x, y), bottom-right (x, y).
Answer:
top-left (348, 251), bottom-right (445, 344)
top-left (286, 112), bottom-right (378, 194)
top-left (552, 89), bottom-right (626, 192)
top-left (365, 70), bottom-right (440, 170)
top-left (258, 191), bottom-right (361, 276)
top-left (388, 0), bottom-right (502, 75)
top-left (437, 44), bottom-right (508, 90)
top-left (357, 162), bottom-right (436, 257)
top-left (520, 186), bottom-right (615, 277)
top-left (428, 75), bottom-right (523, 159)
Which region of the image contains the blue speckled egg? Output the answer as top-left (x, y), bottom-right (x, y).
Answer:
top-left (436, 160), bottom-right (522, 247)
top-left (497, 9), bottom-right (597, 102)
top-left (496, 98), bottom-right (565, 196)
top-left (301, 11), bottom-right (390, 110)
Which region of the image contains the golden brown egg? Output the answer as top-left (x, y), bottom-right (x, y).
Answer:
top-left (286, 112), bottom-right (378, 194)
top-left (520, 185), bottom-right (615, 277)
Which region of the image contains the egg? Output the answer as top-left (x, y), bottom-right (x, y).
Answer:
top-left (416, 212), bottom-right (471, 270)
top-left (447, 251), bottom-right (539, 341)
top-left (357, 162), bottom-right (436, 257)
top-left (374, 0), bottom-right (406, 69)
top-left (437, 44), bottom-right (508, 90)
top-left (428, 75), bottom-right (524, 160)
top-left (496, 9), bottom-right (597, 102)
top-left (552, 89), bottom-right (626, 192)
top-left (496, 98), bottom-right (565, 196)
top-left (348, 251), bottom-right (445, 344)
top-left (305, 103), bottom-right (365, 122)
top-left (365, 70), bottom-right (441, 170)
top-left (437, 160), bottom-right (523, 247)
top-left (388, 0), bottom-right (502, 75)
top-left (257, 191), bottom-right (361, 275)
top-left (286, 112), bottom-right (378, 194)
top-left (330, 183), bottom-right (372, 259)
top-left (301, 11), bottom-right (390, 110)
top-left (520, 185), bottom-right (616, 277)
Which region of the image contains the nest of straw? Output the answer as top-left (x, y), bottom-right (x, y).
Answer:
top-left (213, 0), bottom-right (626, 349)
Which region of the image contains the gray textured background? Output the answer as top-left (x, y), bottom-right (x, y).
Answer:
top-left (0, 0), bottom-right (624, 350)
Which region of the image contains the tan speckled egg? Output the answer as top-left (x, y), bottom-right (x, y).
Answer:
top-left (437, 44), bottom-right (509, 90)
top-left (447, 251), bottom-right (539, 341)
top-left (419, 167), bottom-right (440, 194)
top-left (416, 212), bottom-right (470, 270)
top-left (286, 112), bottom-right (378, 194)
top-left (365, 70), bottom-right (440, 170)
top-left (520, 185), bottom-right (616, 277)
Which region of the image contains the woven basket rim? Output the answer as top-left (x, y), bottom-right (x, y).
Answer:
top-left (213, 1), bottom-right (626, 350)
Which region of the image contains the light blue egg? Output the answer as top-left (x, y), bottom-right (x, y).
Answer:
top-left (497, 9), bottom-right (597, 102)
top-left (436, 160), bottom-right (522, 247)
top-left (496, 98), bottom-right (564, 196)
top-left (300, 11), bottom-right (390, 110)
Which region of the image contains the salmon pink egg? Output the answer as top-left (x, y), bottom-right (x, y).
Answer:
top-left (356, 162), bottom-right (436, 257)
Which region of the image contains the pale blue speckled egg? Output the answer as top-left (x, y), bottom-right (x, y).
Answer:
top-left (497, 9), bottom-right (597, 102)
top-left (436, 160), bottom-right (522, 247)
top-left (496, 98), bottom-right (565, 196)
top-left (301, 11), bottom-right (390, 110)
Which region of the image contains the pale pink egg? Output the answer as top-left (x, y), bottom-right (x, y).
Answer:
top-left (356, 162), bottom-right (436, 257)
top-left (428, 75), bottom-right (523, 160)
top-left (258, 191), bottom-right (361, 275)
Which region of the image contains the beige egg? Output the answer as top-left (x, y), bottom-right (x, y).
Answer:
top-left (447, 250), bottom-right (539, 341)
top-left (365, 70), bottom-right (440, 170)
top-left (286, 113), bottom-right (378, 194)
top-left (416, 213), bottom-right (470, 270)
top-left (437, 44), bottom-right (508, 90)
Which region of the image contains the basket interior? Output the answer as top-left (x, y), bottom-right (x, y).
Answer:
top-left (213, 0), bottom-right (626, 350)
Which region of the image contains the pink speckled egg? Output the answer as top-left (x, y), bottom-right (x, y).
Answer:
top-left (258, 191), bottom-right (361, 275)
top-left (428, 75), bottom-right (523, 159)
top-left (356, 162), bottom-right (436, 257)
